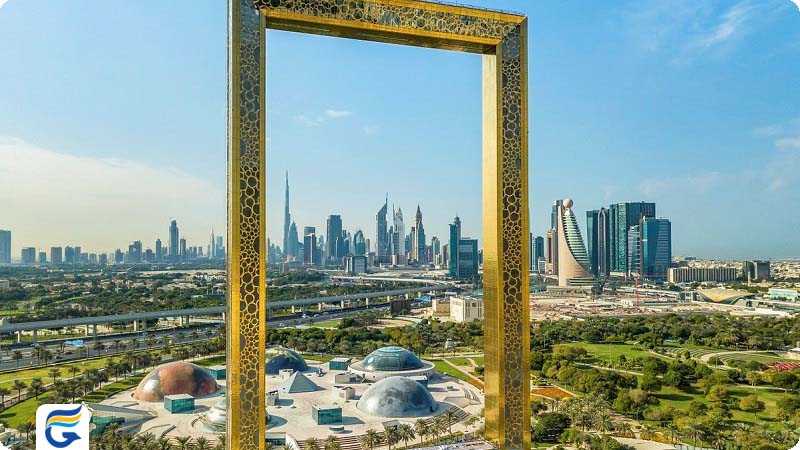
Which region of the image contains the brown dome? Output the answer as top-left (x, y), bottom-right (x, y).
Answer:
top-left (133, 362), bottom-right (219, 402)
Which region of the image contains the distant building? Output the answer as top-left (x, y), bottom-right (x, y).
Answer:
top-left (667, 267), bottom-right (739, 283)
top-left (326, 214), bottom-right (344, 265)
top-left (450, 295), bottom-right (484, 323)
top-left (555, 198), bottom-right (592, 287)
top-left (38, 251), bottom-right (47, 265)
top-left (345, 255), bottom-right (368, 275)
top-left (641, 218), bottom-right (671, 281)
top-left (768, 288), bottom-right (799, 301)
top-left (0, 230), bottom-right (10, 264)
top-left (169, 220), bottom-right (179, 262)
top-left (50, 246), bottom-right (63, 265)
top-left (376, 198), bottom-right (390, 265)
top-left (353, 230), bottom-right (366, 257)
top-left (179, 238), bottom-right (187, 261)
top-left (303, 227), bottom-right (320, 266)
top-left (586, 208), bottom-right (611, 276)
top-left (610, 202), bottom-right (655, 273)
top-left (155, 238), bottom-right (163, 262)
top-left (392, 206), bottom-right (405, 262)
top-left (532, 235), bottom-right (544, 273)
top-left (283, 171), bottom-right (292, 262)
top-left (743, 260), bottom-right (770, 282)
top-left (448, 216), bottom-right (478, 279)
top-left (98, 253), bottom-right (108, 266)
top-left (21, 247), bottom-right (36, 265)
top-left (410, 206), bottom-right (426, 265)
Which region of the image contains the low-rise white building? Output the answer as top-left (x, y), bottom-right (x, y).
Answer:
top-left (450, 295), bottom-right (483, 323)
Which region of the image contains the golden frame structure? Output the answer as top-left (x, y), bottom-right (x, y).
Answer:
top-left (227, 0), bottom-right (529, 449)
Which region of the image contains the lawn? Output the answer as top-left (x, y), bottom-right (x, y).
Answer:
top-left (0, 375), bottom-right (145, 429)
top-left (560, 342), bottom-right (671, 365)
top-left (0, 357), bottom-right (115, 389)
top-left (432, 360), bottom-right (473, 383)
top-left (195, 355), bottom-right (226, 367)
top-left (445, 357), bottom-right (473, 366)
top-left (652, 384), bottom-right (786, 428)
top-left (310, 319), bottom-right (342, 329)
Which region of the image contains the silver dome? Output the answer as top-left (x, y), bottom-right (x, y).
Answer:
top-left (356, 376), bottom-right (437, 418)
top-left (360, 346), bottom-right (424, 372)
top-left (266, 348), bottom-right (308, 375)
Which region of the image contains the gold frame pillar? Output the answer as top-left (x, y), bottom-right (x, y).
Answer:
top-left (227, 1), bottom-right (267, 450)
top-left (228, 1), bottom-right (529, 449)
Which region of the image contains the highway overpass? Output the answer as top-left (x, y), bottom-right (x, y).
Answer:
top-left (0, 285), bottom-right (448, 333)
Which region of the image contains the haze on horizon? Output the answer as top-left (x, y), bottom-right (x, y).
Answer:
top-left (1, 1), bottom-right (799, 260)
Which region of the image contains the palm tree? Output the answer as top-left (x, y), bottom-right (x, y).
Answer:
top-left (48, 367), bottom-right (61, 385)
top-left (175, 436), bottom-right (193, 450)
top-left (305, 437), bottom-right (321, 450)
top-left (13, 379), bottom-right (27, 401)
top-left (324, 436), bottom-right (340, 450)
top-left (360, 429), bottom-right (380, 450)
top-left (29, 378), bottom-right (44, 398)
top-left (195, 437), bottom-right (212, 450)
top-left (397, 423), bottom-right (415, 449)
top-left (157, 437), bottom-right (174, 450)
top-left (384, 426), bottom-right (401, 450)
top-left (0, 387), bottom-right (10, 409)
top-left (414, 419), bottom-right (428, 445)
top-left (443, 408), bottom-right (458, 440)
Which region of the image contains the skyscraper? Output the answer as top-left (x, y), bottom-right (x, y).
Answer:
top-left (326, 214), bottom-right (343, 265)
top-left (555, 198), bottom-right (591, 286)
top-left (0, 230), bottom-right (10, 264)
top-left (303, 226), bottom-right (319, 266)
top-left (282, 171), bottom-right (291, 261)
top-left (179, 238), bottom-right (187, 261)
top-left (21, 247), bottom-right (36, 265)
top-left (50, 246), bottom-right (63, 265)
top-left (287, 222), bottom-right (299, 260)
top-left (376, 198), bottom-right (390, 265)
top-left (532, 235), bottom-right (544, 273)
top-left (448, 216), bottom-right (461, 277)
top-left (641, 218), bottom-right (671, 281)
top-left (353, 230), bottom-right (366, 256)
top-left (392, 206), bottom-right (405, 261)
top-left (410, 205), bottom-right (426, 264)
top-left (155, 238), bottom-right (164, 262)
top-left (610, 202), bottom-right (655, 273)
top-left (627, 225), bottom-right (641, 278)
top-left (209, 229), bottom-right (216, 259)
top-left (169, 219), bottom-right (179, 262)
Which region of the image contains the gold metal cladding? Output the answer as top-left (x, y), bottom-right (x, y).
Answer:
top-left (228, 0), bottom-right (267, 449)
top-left (228, 0), bottom-right (529, 449)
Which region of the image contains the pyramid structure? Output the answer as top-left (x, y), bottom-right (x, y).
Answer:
top-left (280, 371), bottom-right (320, 394)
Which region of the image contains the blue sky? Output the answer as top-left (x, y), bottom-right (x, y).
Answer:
top-left (1, 1), bottom-right (799, 259)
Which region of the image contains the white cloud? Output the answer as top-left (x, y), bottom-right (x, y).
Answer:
top-left (361, 125), bottom-right (380, 136)
top-left (324, 109), bottom-right (352, 119)
top-left (791, 0), bottom-right (800, 13)
top-left (638, 171), bottom-right (724, 196)
top-left (622, 0), bottom-right (782, 63)
top-left (689, 2), bottom-right (756, 50)
top-left (0, 136), bottom-right (224, 253)
top-left (776, 136), bottom-right (800, 150)
top-left (294, 108), bottom-right (353, 127)
top-left (0, 0), bottom-right (9, 9)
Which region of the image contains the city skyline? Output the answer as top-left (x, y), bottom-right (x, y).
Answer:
top-left (1, 1), bottom-right (800, 259)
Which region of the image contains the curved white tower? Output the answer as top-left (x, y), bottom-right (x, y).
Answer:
top-left (556, 198), bottom-right (592, 286)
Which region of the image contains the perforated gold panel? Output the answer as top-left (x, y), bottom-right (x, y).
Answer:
top-left (228, 1), bottom-right (529, 449)
top-left (227, 1), bottom-right (267, 450)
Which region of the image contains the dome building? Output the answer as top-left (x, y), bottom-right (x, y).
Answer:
top-left (133, 362), bottom-right (219, 402)
top-left (356, 376), bottom-right (437, 418)
top-left (266, 348), bottom-right (309, 375)
top-left (348, 346), bottom-right (434, 381)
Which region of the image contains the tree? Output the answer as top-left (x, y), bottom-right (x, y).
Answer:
top-left (414, 419), bottom-right (428, 444)
top-left (384, 426), bottom-right (400, 450)
top-left (639, 372), bottom-right (662, 392)
top-left (48, 367), bottom-right (62, 385)
top-left (739, 394), bottom-right (765, 420)
top-left (0, 387), bottom-right (10, 409)
top-left (745, 371), bottom-right (762, 387)
top-left (532, 412), bottom-right (570, 443)
top-left (324, 435), bottom-right (341, 450)
top-left (13, 379), bottom-right (27, 401)
top-left (29, 378), bottom-right (44, 398)
top-left (397, 423), bottom-right (414, 448)
top-left (706, 384), bottom-right (730, 405)
top-left (305, 437), bottom-right (321, 450)
top-left (443, 407), bottom-right (458, 440)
